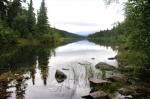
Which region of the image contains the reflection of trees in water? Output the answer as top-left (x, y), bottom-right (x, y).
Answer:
top-left (88, 39), bottom-right (118, 51)
top-left (38, 46), bottom-right (55, 85)
top-left (0, 72), bottom-right (28, 99)
top-left (0, 45), bottom-right (55, 98)
top-left (0, 72), bottom-right (12, 98)
top-left (15, 81), bottom-right (28, 99)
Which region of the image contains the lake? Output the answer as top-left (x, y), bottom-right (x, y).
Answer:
top-left (0, 40), bottom-right (119, 99)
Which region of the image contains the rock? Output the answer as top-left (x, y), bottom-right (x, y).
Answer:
top-left (62, 68), bottom-right (69, 70)
top-left (89, 78), bottom-right (111, 86)
top-left (55, 69), bottom-right (67, 83)
top-left (118, 88), bottom-right (132, 95)
top-left (108, 57), bottom-right (115, 60)
top-left (82, 91), bottom-right (108, 99)
top-left (91, 58), bottom-right (95, 60)
top-left (106, 76), bottom-right (126, 83)
top-left (95, 62), bottom-right (116, 70)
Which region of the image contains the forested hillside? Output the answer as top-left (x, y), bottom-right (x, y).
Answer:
top-left (0, 0), bottom-right (83, 45)
top-left (89, 0), bottom-right (150, 71)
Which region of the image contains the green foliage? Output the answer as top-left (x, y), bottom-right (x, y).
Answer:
top-left (12, 14), bottom-right (28, 38)
top-left (0, 22), bottom-right (17, 44)
top-left (125, 51), bottom-right (148, 67)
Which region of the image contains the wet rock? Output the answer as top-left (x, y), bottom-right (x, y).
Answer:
top-left (118, 88), bottom-right (132, 95)
top-left (95, 62), bottom-right (116, 70)
top-left (89, 78), bottom-right (111, 86)
top-left (106, 76), bottom-right (126, 83)
top-left (82, 91), bottom-right (109, 99)
top-left (55, 69), bottom-right (67, 83)
top-left (108, 57), bottom-right (115, 60)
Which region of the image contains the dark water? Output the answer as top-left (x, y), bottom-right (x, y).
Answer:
top-left (0, 40), bottom-right (119, 99)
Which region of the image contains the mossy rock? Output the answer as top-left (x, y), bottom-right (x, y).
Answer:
top-left (95, 62), bottom-right (116, 70)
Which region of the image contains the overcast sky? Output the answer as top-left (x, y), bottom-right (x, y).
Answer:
top-left (30, 0), bottom-right (126, 35)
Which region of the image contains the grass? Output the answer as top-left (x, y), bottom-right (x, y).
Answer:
top-left (17, 38), bottom-right (40, 45)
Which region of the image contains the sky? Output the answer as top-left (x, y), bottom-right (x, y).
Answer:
top-left (30, 0), bottom-right (127, 36)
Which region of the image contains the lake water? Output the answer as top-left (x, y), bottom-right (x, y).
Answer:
top-left (0, 40), bottom-right (118, 99)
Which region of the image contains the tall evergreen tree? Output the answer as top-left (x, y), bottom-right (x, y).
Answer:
top-left (7, 0), bottom-right (21, 27)
top-left (27, 0), bottom-right (36, 34)
top-left (37, 0), bottom-right (49, 33)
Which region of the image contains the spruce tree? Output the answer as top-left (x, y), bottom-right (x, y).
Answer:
top-left (37, 0), bottom-right (48, 33)
top-left (27, 0), bottom-right (36, 34)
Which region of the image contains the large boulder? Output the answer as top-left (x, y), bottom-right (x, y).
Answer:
top-left (89, 78), bottom-right (111, 87)
top-left (82, 91), bottom-right (109, 99)
top-left (55, 69), bottom-right (67, 83)
top-left (95, 62), bottom-right (116, 70)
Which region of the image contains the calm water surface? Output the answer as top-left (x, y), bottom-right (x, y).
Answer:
top-left (0, 40), bottom-right (118, 99)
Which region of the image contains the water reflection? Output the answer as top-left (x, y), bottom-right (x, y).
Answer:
top-left (0, 40), bottom-right (118, 99)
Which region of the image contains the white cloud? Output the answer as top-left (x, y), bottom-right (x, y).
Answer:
top-left (32, 0), bottom-right (126, 35)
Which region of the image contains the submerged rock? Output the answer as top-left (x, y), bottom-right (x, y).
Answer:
top-left (62, 68), bottom-right (69, 70)
top-left (77, 61), bottom-right (91, 65)
top-left (95, 62), bottom-right (116, 70)
top-left (91, 58), bottom-right (95, 60)
top-left (82, 91), bottom-right (109, 99)
top-left (55, 69), bottom-right (67, 83)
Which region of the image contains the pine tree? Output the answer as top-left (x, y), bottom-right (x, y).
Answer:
top-left (37, 0), bottom-right (49, 33)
